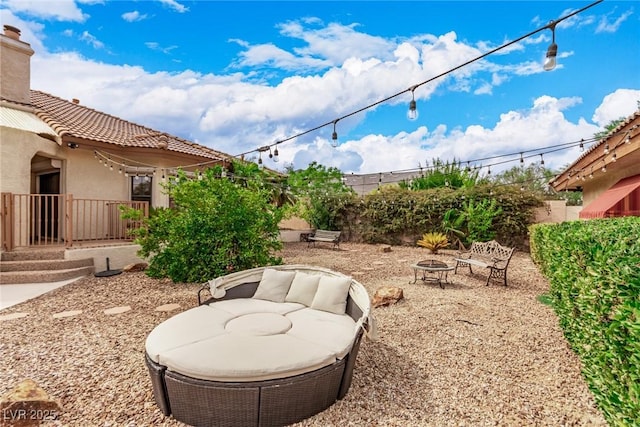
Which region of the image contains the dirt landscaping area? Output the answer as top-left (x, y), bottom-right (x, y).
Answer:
top-left (0, 242), bottom-right (606, 426)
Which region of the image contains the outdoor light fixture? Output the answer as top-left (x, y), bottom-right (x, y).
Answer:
top-left (539, 153), bottom-right (545, 165)
top-left (604, 143), bottom-right (610, 154)
top-left (273, 147), bottom-right (279, 162)
top-left (67, 142), bottom-right (79, 149)
top-left (520, 153), bottom-right (524, 164)
top-left (407, 86), bottom-right (419, 121)
top-left (331, 120), bottom-right (339, 148)
top-left (543, 21), bottom-right (558, 71)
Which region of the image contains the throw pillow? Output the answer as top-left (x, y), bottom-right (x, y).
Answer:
top-left (310, 276), bottom-right (352, 314)
top-left (252, 268), bottom-right (296, 303)
top-left (285, 272), bottom-right (321, 306)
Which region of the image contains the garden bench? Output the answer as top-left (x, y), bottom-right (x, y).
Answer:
top-left (453, 240), bottom-right (515, 286)
top-left (308, 229), bottom-right (341, 250)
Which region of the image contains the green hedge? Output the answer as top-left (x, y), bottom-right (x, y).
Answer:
top-left (327, 185), bottom-right (543, 248)
top-left (530, 217), bottom-right (640, 426)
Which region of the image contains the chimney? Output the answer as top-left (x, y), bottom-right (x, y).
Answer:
top-left (0, 25), bottom-right (35, 104)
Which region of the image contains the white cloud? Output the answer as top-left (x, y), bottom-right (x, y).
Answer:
top-left (122, 11), bottom-right (148, 22)
top-left (158, 0), bottom-right (188, 13)
top-left (592, 89), bottom-right (640, 127)
top-left (282, 95), bottom-right (601, 175)
top-left (79, 30), bottom-right (104, 49)
top-left (145, 42), bottom-right (177, 55)
top-left (596, 9), bottom-right (633, 33)
top-left (0, 0), bottom-right (87, 22)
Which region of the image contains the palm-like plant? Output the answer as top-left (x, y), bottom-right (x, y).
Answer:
top-left (417, 232), bottom-right (449, 254)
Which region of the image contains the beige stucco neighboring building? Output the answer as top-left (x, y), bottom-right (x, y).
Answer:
top-left (550, 111), bottom-right (640, 219)
top-left (0, 25), bottom-right (233, 253)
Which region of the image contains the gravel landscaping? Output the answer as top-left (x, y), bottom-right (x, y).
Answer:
top-left (0, 242), bottom-right (607, 426)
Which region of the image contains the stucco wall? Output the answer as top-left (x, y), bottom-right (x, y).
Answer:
top-left (0, 126), bottom-right (61, 194)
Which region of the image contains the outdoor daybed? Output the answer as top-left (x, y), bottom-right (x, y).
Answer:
top-left (145, 264), bottom-right (374, 427)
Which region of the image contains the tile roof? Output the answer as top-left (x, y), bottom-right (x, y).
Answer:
top-left (29, 90), bottom-right (230, 162)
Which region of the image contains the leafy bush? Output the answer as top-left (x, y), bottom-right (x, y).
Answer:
top-left (125, 166), bottom-right (283, 283)
top-left (530, 217), bottom-right (640, 426)
top-left (344, 185), bottom-right (542, 248)
top-left (285, 161), bottom-right (354, 229)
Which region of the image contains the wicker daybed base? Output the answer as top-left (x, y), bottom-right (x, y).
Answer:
top-left (145, 265), bottom-right (372, 427)
top-left (146, 334), bottom-right (363, 427)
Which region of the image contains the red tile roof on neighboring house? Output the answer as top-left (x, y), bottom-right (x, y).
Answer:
top-left (29, 90), bottom-right (231, 163)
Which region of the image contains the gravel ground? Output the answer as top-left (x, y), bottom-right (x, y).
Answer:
top-left (0, 242), bottom-right (606, 426)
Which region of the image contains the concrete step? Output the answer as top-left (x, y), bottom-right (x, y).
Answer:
top-left (0, 258), bottom-right (94, 272)
top-left (0, 266), bottom-right (95, 284)
top-left (1, 249), bottom-right (66, 262)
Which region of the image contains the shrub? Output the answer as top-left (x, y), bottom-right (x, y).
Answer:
top-left (530, 217), bottom-right (640, 426)
top-left (125, 167), bottom-right (283, 283)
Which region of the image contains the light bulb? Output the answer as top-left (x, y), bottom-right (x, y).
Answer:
top-left (543, 43), bottom-right (557, 71)
top-left (407, 99), bottom-right (418, 121)
top-left (272, 147), bottom-right (279, 163)
top-left (331, 131), bottom-right (338, 148)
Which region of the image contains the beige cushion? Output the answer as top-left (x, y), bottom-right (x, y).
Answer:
top-left (212, 298), bottom-right (304, 316)
top-left (225, 312), bottom-right (292, 336)
top-left (159, 334), bottom-right (335, 382)
top-left (145, 305), bottom-right (234, 363)
top-left (285, 272), bottom-right (321, 306)
top-left (286, 308), bottom-right (357, 358)
top-left (252, 268), bottom-right (296, 302)
top-left (311, 276), bottom-right (352, 314)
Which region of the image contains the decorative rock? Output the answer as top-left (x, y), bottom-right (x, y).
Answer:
top-left (123, 262), bottom-right (148, 272)
top-left (0, 379), bottom-right (61, 426)
top-left (379, 244), bottom-right (392, 253)
top-left (155, 303), bottom-right (180, 312)
top-left (104, 306), bottom-right (131, 315)
top-left (371, 286), bottom-right (404, 308)
top-left (52, 310), bottom-right (82, 319)
top-left (0, 313), bottom-right (28, 322)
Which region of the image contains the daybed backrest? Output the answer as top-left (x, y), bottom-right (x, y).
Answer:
top-left (205, 265), bottom-right (370, 324)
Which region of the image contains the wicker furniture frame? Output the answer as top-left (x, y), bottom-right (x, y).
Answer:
top-left (146, 265), bottom-right (371, 427)
top-left (453, 240), bottom-right (515, 286)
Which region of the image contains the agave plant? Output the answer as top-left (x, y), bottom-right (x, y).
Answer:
top-left (417, 232), bottom-right (450, 254)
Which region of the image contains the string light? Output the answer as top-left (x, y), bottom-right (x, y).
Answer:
top-left (233, 0), bottom-right (602, 161)
top-left (543, 21), bottom-right (558, 71)
top-left (331, 120), bottom-right (339, 148)
top-left (407, 86), bottom-right (419, 121)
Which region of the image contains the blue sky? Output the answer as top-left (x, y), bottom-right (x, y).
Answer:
top-left (2, 0), bottom-right (639, 176)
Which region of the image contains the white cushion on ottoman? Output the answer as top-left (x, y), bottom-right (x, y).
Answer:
top-left (286, 308), bottom-right (357, 359)
top-left (159, 334), bottom-right (335, 382)
top-left (210, 298), bottom-right (304, 316)
top-left (146, 305), bottom-right (234, 363)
